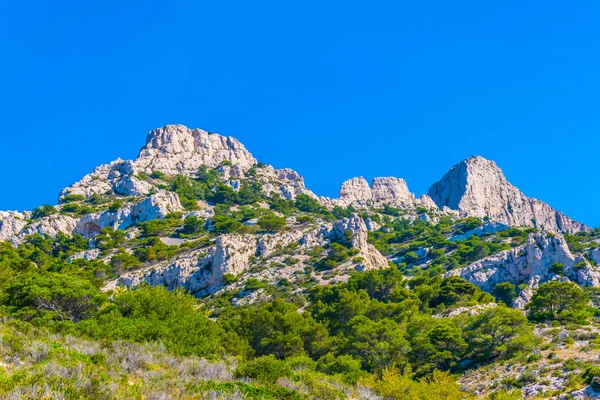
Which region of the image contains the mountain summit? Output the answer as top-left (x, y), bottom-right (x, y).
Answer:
top-left (428, 156), bottom-right (587, 234)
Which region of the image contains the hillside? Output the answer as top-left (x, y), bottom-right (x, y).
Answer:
top-left (1, 124), bottom-right (600, 399)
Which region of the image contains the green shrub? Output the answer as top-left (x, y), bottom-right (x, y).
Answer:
top-left (258, 214), bottom-right (287, 233)
top-left (31, 204), bottom-right (57, 219)
top-left (61, 194), bottom-right (86, 203)
top-left (236, 355), bottom-right (291, 383)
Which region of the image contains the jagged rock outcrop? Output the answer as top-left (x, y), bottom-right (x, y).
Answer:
top-left (61, 125), bottom-right (257, 201)
top-left (74, 190), bottom-right (182, 238)
top-left (60, 159), bottom-right (149, 200)
top-left (211, 234), bottom-right (258, 284)
top-left (339, 177), bottom-right (372, 204)
top-left (104, 224), bottom-right (333, 296)
top-left (1, 212), bottom-right (77, 244)
top-left (336, 176), bottom-right (437, 210)
top-left (20, 215), bottom-right (78, 240)
top-left (114, 175), bottom-right (154, 197)
top-left (255, 165), bottom-right (317, 200)
top-left (446, 232), bottom-right (600, 308)
top-left (591, 247), bottom-right (600, 265)
top-left (428, 156), bottom-right (588, 233)
top-left (0, 211), bottom-right (29, 244)
top-left (134, 125), bottom-right (257, 175)
top-left (60, 125), bottom-right (317, 206)
top-left (104, 248), bottom-right (215, 295)
top-left (330, 214), bottom-right (388, 270)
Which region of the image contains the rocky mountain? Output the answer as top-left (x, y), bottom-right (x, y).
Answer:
top-left (0, 124), bottom-right (596, 309)
top-left (4, 124), bottom-right (600, 399)
top-left (428, 156), bottom-right (588, 234)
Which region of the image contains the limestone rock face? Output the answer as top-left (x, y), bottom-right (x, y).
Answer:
top-left (428, 156), bottom-right (587, 233)
top-left (256, 165), bottom-right (318, 200)
top-left (20, 215), bottom-right (78, 239)
top-left (60, 159), bottom-right (145, 200)
top-left (114, 175), bottom-right (154, 197)
top-left (340, 177), bottom-right (372, 204)
top-left (61, 125), bottom-right (257, 201)
top-left (337, 176), bottom-right (437, 210)
top-left (105, 226), bottom-right (330, 296)
top-left (591, 248), bottom-right (600, 265)
top-left (371, 177), bottom-right (415, 206)
top-left (446, 232), bottom-right (600, 308)
top-left (134, 125), bottom-right (257, 175)
top-left (0, 211), bottom-right (29, 244)
top-left (74, 190), bottom-right (183, 238)
top-left (212, 234), bottom-right (258, 285)
top-left (104, 249), bottom-right (215, 295)
top-left (330, 214), bottom-right (388, 270)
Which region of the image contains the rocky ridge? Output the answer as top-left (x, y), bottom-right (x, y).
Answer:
top-left (335, 176), bottom-right (437, 209)
top-left (0, 123), bottom-right (595, 307)
top-left (105, 213), bottom-right (387, 297)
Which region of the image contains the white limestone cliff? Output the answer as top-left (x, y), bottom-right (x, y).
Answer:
top-left (446, 232), bottom-right (600, 308)
top-left (0, 211), bottom-right (29, 244)
top-left (330, 214), bottom-right (389, 271)
top-left (336, 176), bottom-right (437, 210)
top-left (134, 125), bottom-right (257, 175)
top-left (74, 190), bottom-right (183, 238)
top-left (428, 156), bottom-right (587, 233)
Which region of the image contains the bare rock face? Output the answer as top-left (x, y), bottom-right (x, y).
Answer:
top-left (446, 232), bottom-right (600, 308)
top-left (104, 248), bottom-right (215, 295)
top-left (20, 215), bottom-right (78, 240)
top-left (60, 159), bottom-right (149, 201)
top-left (255, 165), bottom-right (317, 200)
top-left (106, 226), bottom-right (330, 296)
top-left (340, 177), bottom-right (372, 204)
top-left (428, 156), bottom-right (587, 233)
top-left (331, 214), bottom-right (388, 270)
top-left (0, 211), bottom-right (29, 244)
top-left (114, 175), bottom-right (154, 197)
top-left (74, 190), bottom-right (183, 238)
top-left (337, 176), bottom-right (437, 210)
top-left (591, 248), bottom-right (600, 265)
top-left (1, 212), bottom-right (78, 244)
top-left (371, 177), bottom-right (415, 205)
top-left (212, 234), bottom-right (258, 284)
top-left (134, 125), bottom-right (257, 175)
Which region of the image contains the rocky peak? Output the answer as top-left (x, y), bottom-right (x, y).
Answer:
top-left (134, 124), bottom-right (257, 175)
top-left (428, 156), bottom-right (588, 233)
top-left (339, 177), bottom-right (372, 204)
top-left (371, 177), bottom-right (415, 206)
top-left (337, 176), bottom-right (437, 210)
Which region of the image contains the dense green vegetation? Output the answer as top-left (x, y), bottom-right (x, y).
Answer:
top-left (5, 165), bottom-right (600, 398)
top-left (368, 216), bottom-right (532, 272)
top-left (0, 235), bottom-right (543, 399)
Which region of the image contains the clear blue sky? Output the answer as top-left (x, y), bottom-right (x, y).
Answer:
top-left (1, 1), bottom-right (599, 227)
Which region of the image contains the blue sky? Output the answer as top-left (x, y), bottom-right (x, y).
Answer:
top-left (1, 1), bottom-right (599, 227)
